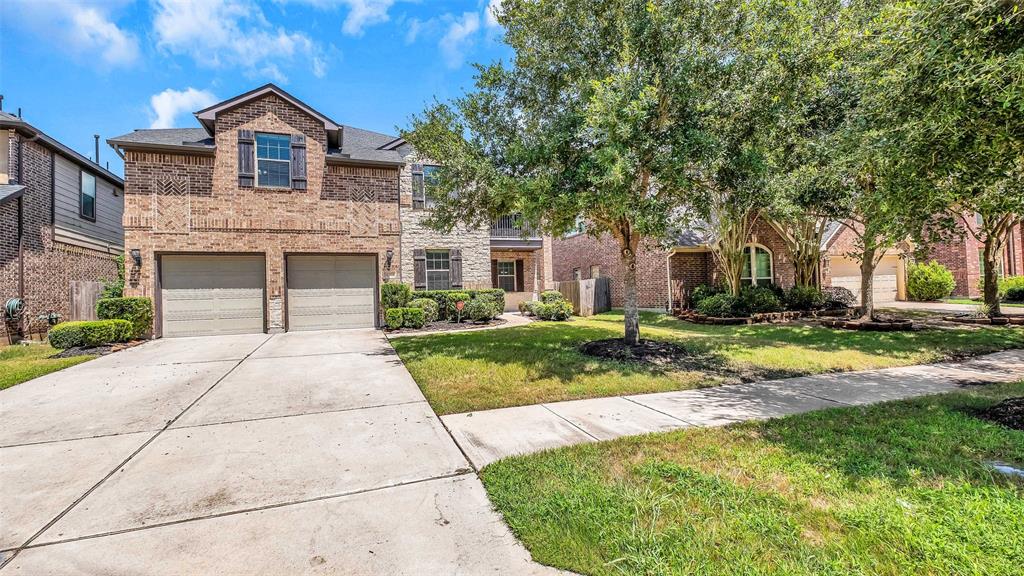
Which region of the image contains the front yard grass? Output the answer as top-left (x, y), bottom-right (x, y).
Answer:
top-left (0, 344), bottom-right (95, 390)
top-left (391, 311), bottom-right (1024, 415)
top-left (942, 298), bottom-right (1024, 308)
top-left (482, 381), bottom-right (1024, 576)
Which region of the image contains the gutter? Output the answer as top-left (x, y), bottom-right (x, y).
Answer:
top-left (106, 140), bottom-right (215, 157)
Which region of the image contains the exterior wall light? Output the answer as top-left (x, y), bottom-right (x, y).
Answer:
top-left (130, 249), bottom-right (142, 267)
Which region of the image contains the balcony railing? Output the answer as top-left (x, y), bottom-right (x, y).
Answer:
top-left (490, 214), bottom-right (541, 239)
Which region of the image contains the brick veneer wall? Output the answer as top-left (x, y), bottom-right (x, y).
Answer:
top-left (492, 249), bottom-right (547, 294)
top-left (397, 157), bottom-right (491, 289)
top-left (552, 233), bottom-right (669, 309)
top-left (121, 93), bottom-right (401, 333)
top-left (1, 136), bottom-right (117, 338)
top-left (924, 218), bottom-right (1024, 298)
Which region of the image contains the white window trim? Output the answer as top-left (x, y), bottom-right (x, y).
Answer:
top-left (255, 132), bottom-right (291, 189)
top-left (741, 243), bottom-right (774, 286)
top-left (426, 249), bottom-right (451, 290)
top-left (497, 259), bottom-right (517, 292)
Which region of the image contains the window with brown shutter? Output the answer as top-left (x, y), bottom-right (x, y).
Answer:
top-left (450, 248), bottom-right (463, 289)
top-left (413, 248), bottom-right (427, 290)
top-left (238, 130), bottom-right (255, 187)
top-left (290, 133), bottom-right (307, 190)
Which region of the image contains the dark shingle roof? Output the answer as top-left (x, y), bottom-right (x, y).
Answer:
top-left (330, 126), bottom-right (405, 164)
top-left (0, 183), bottom-right (26, 205)
top-left (108, 128), bottom-right (213, 148)
top-left (0, 113), bottom-right (123, 186)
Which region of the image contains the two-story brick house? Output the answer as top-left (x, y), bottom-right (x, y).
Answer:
top-left (110, 84), bottom-right (553, 338)
top-left (2, 111), bottom-right (124, 340)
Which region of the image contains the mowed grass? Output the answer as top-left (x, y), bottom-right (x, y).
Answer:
top-left (391, 311), bottom-right (1024, 415)
top-left (0, 344), bottom-right (95, 390)
top-left (482, 382), bottom-right (1024, 576)
top-left (942, 298), bottom-right (1024, 308)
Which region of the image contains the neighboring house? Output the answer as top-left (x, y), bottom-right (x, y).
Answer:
top-left (923, 215), bottom-right (1023, 298)
top-left (1, 111), bottom-right (124, 339)
top-left (109, 84), bottom-right (553, 338)
top-left (553, 219), bottom-right (798, 310)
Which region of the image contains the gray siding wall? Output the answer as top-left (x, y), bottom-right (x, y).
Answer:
top-left (54, 155), bottom-right (124, 246)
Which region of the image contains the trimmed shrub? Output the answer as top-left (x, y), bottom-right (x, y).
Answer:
top-left (385, 308), bottom-right (405, 330)
top-left (518, 300), bottom-right (532, 315)
top-left (522, 300), bottom-right (542, 316)
top-left (445, 292), bottom-right (471, 321)
top-left (381, 283), bottom-right (412, 311)
top-left (540, 290), bottom-right (565, 303)
top-left (402, 307), bottom-right (426, 329)
top-left (689, 284), bottom-right (724, 308)
top-left (474, 288), bottom-right (506, 315)
top-left (907, 261), bottom-right (956, 301)
top-left (412, 289), bottom-right (504, 320)
top-left (823, 286), bottom-right (856, 309)
top-left (784, 286), bottom-right (825, 311)
top-left (999, 276), bottom-right (1024, 302)
top-left (408, 298), bottom-right (439, 323)
top-left (695, 293), bottom-right (739, 318)
top-left (96, 297), bottom-right (153, 338)
top-left (738, 285), bottom-right (783, 314)
top-left (534, 300), bottom-right (573, 321)
top-left (464, 298), bottom-right (495, 322)
top-left (48, 319), bottom-right (132, 349)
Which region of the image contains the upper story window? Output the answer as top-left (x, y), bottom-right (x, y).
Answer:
top-left (413, 165), bottom-right (440, 209)
top-left (426, 250), bottom-right (451, 290)
top-left (80, 171), bottom-right (96, 221)
top-left (256, 133), bottom-right (291, 188)
top-left (741, 244), bottom-right (773, 286)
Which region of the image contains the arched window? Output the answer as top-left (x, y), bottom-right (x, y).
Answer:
top-left (741, 244), bottom-right (773, 287)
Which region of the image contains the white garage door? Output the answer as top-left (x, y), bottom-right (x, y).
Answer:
top-left (287, 255), bottom-right (377, 331)
top-left (161, 255), bottom-right (265, 338)
top-left (830, 255), bottom-right (899, 304)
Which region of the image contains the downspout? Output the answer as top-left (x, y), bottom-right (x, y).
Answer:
top-left (665, 250), bottom-right (673, 312)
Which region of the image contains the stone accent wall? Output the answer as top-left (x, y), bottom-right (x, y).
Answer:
top-left (1, 136), bottom-right (117, 338)
top-left (552, 232), bottom-right (669, 309)
top-left (397, 157), bottom-right (491, 289)
top-left (122, 94), bottom-right (401, 333)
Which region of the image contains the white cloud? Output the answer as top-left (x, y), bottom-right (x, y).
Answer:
top-left (152, 0), bottom-right (326, 82)
top-left (6, 1), bottom-right (139, 68)
top-left (485, 0), bottom-right (503, 29)
top-left (439, 12), bottom-right (480, 68)
top-left (279, 0), bottom-right (396, 36)
top-left (149, 87), bottom-right (218, 129)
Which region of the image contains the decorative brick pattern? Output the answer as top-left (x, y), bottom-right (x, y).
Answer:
top-left (121, 93), bottom-right (402, 334)
top-left (1, 136), bottom-right (117, 337)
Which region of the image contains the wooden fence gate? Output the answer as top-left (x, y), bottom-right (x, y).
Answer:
top-left (70, 281), bottom-right (104, 321)
top-left (556, 277), bottom-right (611, 316)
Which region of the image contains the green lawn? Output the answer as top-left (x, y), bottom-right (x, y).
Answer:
top-left (482, 382), bottom-right (1024, 576)
top-left (0, 344), bottom-right (95, 390)
top-left (942, 298), bottom-right (1024, 308)
top-left (391, 311), bottom-right (1024, 415)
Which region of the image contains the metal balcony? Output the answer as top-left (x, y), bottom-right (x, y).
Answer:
top-left (490, 214), bottom-right (543, 250)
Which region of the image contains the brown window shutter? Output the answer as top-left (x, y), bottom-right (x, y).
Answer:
top-left (413, 249), bottom-right (427, 290)
top-left (491, 259), bottom-right (498, 288)
top-left (238, 130), bottom-right (255, 187)
top-left (515, 259), bottom-right (524, 293)
top-left (290, 133), bottom-right (307, 190)
top-left (411, 164), bottom-right (424, 209)
top-left (450, 248), bottom-right (463, 288)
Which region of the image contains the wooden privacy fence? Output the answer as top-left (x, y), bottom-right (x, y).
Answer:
top-left (70, 281), bottom-right (104, 321)
top-left (556, 277), bottom-right (611, 316)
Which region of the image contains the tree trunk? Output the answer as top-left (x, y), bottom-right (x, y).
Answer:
top-left (621, 243), bottom-right (641, 346)
top-left (982, 238), bottom-right (1002, 317)
top-left (859, 246), bottom-right (876, 321)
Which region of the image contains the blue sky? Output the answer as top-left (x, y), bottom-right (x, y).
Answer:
top-left (0, 0), bottom-right (509, 176)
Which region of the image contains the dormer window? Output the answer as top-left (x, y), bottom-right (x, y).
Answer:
top-left (256, 133), bottom-right (291, 188)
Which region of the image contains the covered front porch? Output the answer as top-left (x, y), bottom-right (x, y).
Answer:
top-left (490, 215), bottom-right (548, 311)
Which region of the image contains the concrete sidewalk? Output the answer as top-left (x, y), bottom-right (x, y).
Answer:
top-left (883, 301), bottom-right (1024, 315)
top-left (442, 349), bottom-right (1024, 469)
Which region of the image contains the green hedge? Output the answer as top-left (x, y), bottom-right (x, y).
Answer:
top-left (96, 297), bottom-right (153, 338)
top-left (412, 289), bottom-right (505, 320)
top-left (48, 320), bottom-right (133, 349)
top-left (408, 298), bottom-right (439, 323)
top-left (907, 261), bottom-right (956, 301)
top-left (534, 299), bottom-right (573, 321)
top-left (381, 282), bottom-right (412, 311)
top-left (540, 290), bottom-right (564, 303)
top-left (999, 276), bottom-right (1024, 302)
top-left (385, 307), bottom-right (428, 329)
top-left (696, 293), bottom-right (741, 317)
top-left (784, 286), bottom-right (825, 311)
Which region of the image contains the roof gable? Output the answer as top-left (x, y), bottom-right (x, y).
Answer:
top-left (194, 83), bottom-right (342, 137)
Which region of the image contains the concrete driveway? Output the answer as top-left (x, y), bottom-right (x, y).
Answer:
top-left (0, 330), bottom-right (561, 574)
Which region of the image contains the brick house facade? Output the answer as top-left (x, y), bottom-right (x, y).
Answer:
top-left (924, 216), bottom-right (1023, 298)
top-left (552, 219), bottom-right (797, 310)
top-left (111, 85), bottom-right (403, 336)
top-left (1, 114), bottom-right (124, 339)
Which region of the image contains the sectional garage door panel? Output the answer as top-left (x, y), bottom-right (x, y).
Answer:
top-left (161, 256), bottom-right (265, 338)
top-left (287, 255), bottom-right (376, 331)
top-left (830, 255), bottom-right (899, 304)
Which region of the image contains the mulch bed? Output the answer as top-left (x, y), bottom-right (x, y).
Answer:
top-left (820, 316), bottom-right (914, 331)
top-left (579, 338), bottom-right (724, 371)
top-left (386, 317), bottom-right (508, 335)
top-left (973, 397), bottom-right (1024, 431)
top-left (48, 340), bottom-right (145, 359)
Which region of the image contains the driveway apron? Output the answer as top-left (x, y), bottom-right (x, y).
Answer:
top-left (0, 330), bottom-right (562, 575)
